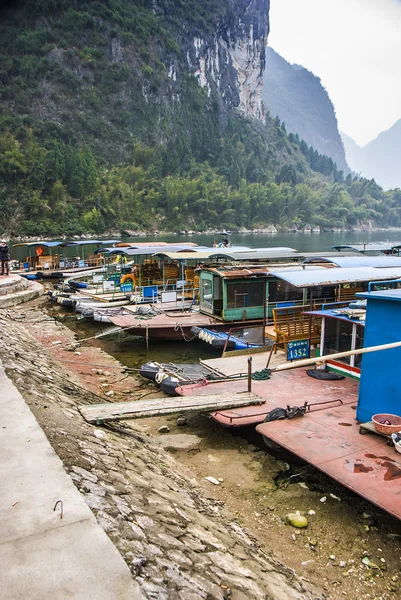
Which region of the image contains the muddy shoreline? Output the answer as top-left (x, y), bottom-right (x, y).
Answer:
top-left (1, 297), bottom-right (400, 599)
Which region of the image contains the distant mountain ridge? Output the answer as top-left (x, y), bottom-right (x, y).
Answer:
top-left (342, 121), bottom-right (401, 190)
top-left (262, 47), bottom-right (349, 172)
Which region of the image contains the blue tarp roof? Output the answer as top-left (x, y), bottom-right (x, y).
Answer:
top-left (269, 266), bottom-right (401, 287)
top-left (303, 256), bottom-right (401, 268)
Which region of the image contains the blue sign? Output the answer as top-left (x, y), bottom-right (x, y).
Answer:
top-left (287, 339), bottom-right (310, 361)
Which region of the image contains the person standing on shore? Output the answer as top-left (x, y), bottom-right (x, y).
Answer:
top-left (0, 240), bottom-right (10, 276)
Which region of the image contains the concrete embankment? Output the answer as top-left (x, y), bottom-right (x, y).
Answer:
top-left (0, 305), bottom-right (323, 600)
top-left (0, 360), bottom-right (142, 600)
top-left (0, 274), bottom-right (43, 307)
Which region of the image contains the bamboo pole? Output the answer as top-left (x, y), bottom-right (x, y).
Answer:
top-left (273, 339), bottom-right (401, 372)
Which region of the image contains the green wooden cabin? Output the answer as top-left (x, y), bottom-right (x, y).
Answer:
top-left (198, 265), bottom-right (401, 323)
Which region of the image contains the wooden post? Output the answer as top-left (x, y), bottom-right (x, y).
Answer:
top-left (247, 357), bottom-right (252, 392)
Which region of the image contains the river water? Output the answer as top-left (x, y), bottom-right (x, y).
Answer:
top-left (145, 230), bottom-right (401, 252)
top-left (12, 229), bottom-right (401, 262)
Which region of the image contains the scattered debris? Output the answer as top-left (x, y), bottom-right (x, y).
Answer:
top-left (204, 476), bottom-right (220, 486)
top-left (362, 557), bottom-right (380, 569)
top-left (157, 425), bottom-right (170, 434)
top-left (320, 496), bottom-right (327, 503)
top-left (298, 482), bottom-right (309, 489)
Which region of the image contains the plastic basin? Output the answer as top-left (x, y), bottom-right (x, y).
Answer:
top-left (372, 413), bottom-right (401, 435)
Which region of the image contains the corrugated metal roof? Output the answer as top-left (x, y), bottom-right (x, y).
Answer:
top-left (269, 266), bottom-right (401, 287)
top-left (303, 256), bottom-right (401, 268)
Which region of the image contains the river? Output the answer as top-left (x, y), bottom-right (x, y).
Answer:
top-left (11, 229), bottom-right (401, 262)
top-left (143, 230), bottom-right (401, 252)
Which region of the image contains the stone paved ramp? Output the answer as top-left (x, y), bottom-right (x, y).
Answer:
top-left (0, 360), bottom-right (142, 600)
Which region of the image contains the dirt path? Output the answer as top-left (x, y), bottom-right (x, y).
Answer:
top-left (2, 297), bottom-right (401, 599)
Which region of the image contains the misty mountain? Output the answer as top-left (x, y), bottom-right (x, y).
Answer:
top-left (262, 47), bottom-right (349, 172)
top-left (342, 121), bottom-right (401, 190)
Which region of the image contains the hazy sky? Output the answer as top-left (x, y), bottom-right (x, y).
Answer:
top-left (268, 0), bottom-right (401, 146)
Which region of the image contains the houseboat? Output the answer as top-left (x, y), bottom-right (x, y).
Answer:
top-left (256, 285), bottom-right (401, 522)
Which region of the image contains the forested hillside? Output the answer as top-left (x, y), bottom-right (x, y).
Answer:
top-left (262, 48), bottom-right (348, 173)
top-left (0, 0), bottom-right (400, 237)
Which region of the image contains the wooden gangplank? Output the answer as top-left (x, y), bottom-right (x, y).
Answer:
top-left (79, 392), bottom-right (264, 424)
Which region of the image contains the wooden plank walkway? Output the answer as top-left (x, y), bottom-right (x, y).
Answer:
top-left (79, 391), bottom-right (264, 424)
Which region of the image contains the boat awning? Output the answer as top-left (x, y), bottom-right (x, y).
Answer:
top-left (13, 240), bottom-right (65, 248)
top-left (331, 243), bottom-right (401, 253)
top-left (64, 239), bottom-right (122, 246)
top-left (153, 251), bottom-right (221, 261)
top-left (13, 239), bottom-right (120, 248)
top-left (268, 266), bottom-right (401, 288)
top-left (304, 308), bottom-right (366, 326)
top-left (98, 246), bottom-right (193, 256)
top-left (303, 256), bottom-right (401, 268)
top-left (115, 242), bottom-right (199, 248)
top-left (209, 250), bottom-right (302, 261)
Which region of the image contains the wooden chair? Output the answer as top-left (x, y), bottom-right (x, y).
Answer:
top-left (268, 305), bottom-right (321, 352)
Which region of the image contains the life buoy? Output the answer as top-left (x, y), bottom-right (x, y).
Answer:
top-left (36, 246), bottom-right (45, 256)
top-left (120, 274), bottom-right (135, 285)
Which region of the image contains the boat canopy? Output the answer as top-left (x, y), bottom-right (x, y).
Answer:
top-left (12, 239), bottom-right (120, 248)
top-left (268, 266), bottom-right (401, 288)
top-left (303, 256), bottom-right (401, 268)
top-left (64, 239), bottom-right (120, 247)
top-left (209, 250), bottom-right (301, 261)
top-left (304, 308), bottom-right (366, 326)
top-left (97, 245), bottom-right (197, 256)
top-left (153, 251), bottom-right (222, 261)
top-left (13, 240), bottom-right (66, 248)
top-left (115, 241), bottom-right (199, 248)
top-left (331, 243), bottom-right (401, 254)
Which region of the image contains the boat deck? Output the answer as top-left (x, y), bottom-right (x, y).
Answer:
top-left (256, 403), bottom-right (401, 521)
top-left (200, 349), bottom-right (285, 377)
top-left (204, 367), bottom-right (359, 427)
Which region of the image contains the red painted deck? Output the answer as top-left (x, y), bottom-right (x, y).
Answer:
top-left (256, 404), bottom-right (401, 521)
top-left (194, 369), bottom-right (359, 427)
